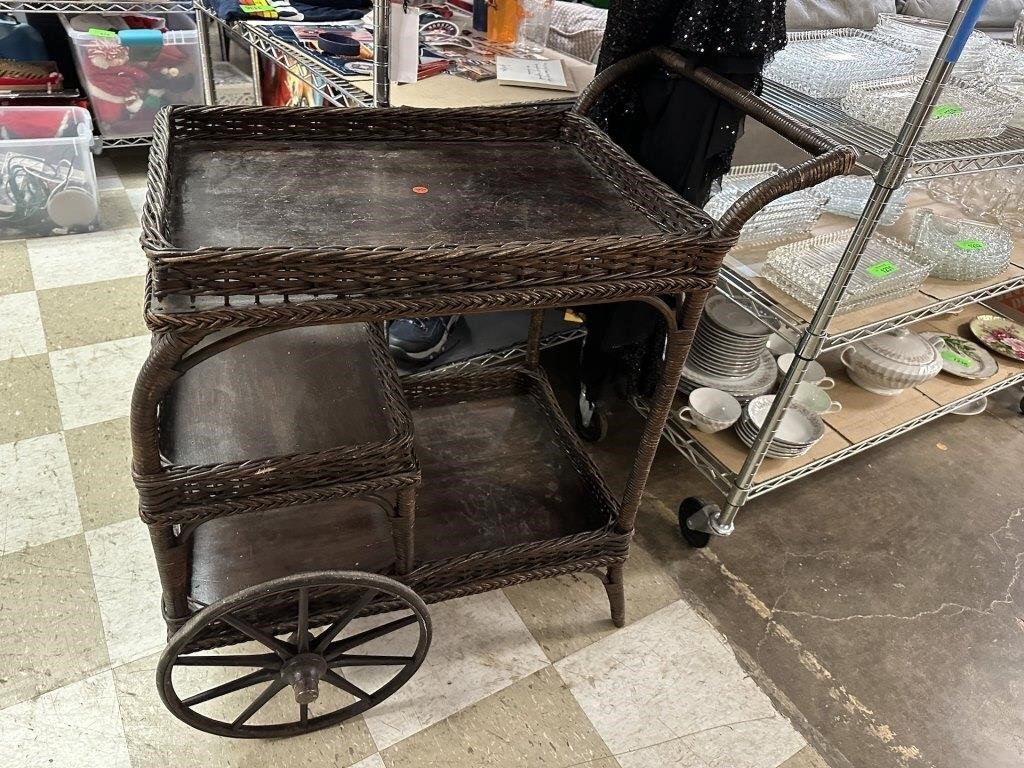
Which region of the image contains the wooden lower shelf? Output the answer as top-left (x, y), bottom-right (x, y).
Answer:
top-left (188, 367), bottom-right (618, 605)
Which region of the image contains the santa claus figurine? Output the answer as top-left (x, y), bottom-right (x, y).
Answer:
top-left (73, 14), bottom-right (197, 135)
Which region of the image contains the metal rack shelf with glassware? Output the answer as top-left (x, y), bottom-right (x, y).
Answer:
top-left (657, 0), bottom-right (1024, 547)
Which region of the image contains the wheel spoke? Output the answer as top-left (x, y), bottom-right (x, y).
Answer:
top-left (231, 679), bottom-right (287, 728)
top-left (175, 653), bottom-right (280, 669)
top-left (181, 668), bottom-right (277, 708)
top-left (323, 613), bottom-right (417, 661)
top-left (219, 613), bottom-right (295, 659)
top-left (300, 702), bottom-right (309, 727)
top-left (329, 654), bottom-right (414, 668)
top-left (297, 587), bottom-right (310, 654)
top-left (322, 669), bottom-right (371, 701)
top-left (312, 589), bottom-right (377, 655)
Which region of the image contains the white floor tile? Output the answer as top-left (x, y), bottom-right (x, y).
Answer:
top-left (683, 714), bottom-right (805, 768)
top-left (112, 651), bottom-right (378, 767)
top-left (615, 715), bottom-right (805, 768)
top-left (125, 187), bottom-right (148, 219)
top-left (27, 229), bottom-right (145, 290)
top-left (93, 157), bottom-right (124, 191)
top-left (0, 671), bottom-right (131, 768)
top-left (86, 518), bottom-right (165, 666)
top-left (0, 292), bottom-right (47, 361)
top-left (0, 433), bottom-right (81, 556)
top-left (348, 591), bottom-right (549, 750)
top-left (50, 335), bottom-right (150, 430)
top-left (555, 600), bottom-right (803, 763)
top-left (350, 754), bottom-right (387, 768)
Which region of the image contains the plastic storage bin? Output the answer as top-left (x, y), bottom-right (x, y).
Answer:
top-left (60, 13), bottom-right (203, 139)
top-left (0, 106), bottom-right (101, 238)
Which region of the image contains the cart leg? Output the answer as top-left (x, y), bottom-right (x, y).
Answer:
top-left (603, 563), bottom-right (626, 627)
top-left (196, 10), bottom-right (218, 106)
top-left (249, 43), bottom-right (264, 106)
top-left (392, 486), bottom-right (415, 575)
top-left (524, 309), bottom-right (544, 369)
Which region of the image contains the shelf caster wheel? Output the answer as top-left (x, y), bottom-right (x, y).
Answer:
top-left (157, 571), bottom-right (430, 738)
top-left (678, 497), bottom-right (717, 549)
top-left (574, 404), bottom-right (608, 443)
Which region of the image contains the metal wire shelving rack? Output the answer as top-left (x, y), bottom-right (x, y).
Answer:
top-left (193, 1), bottom-right (373, 108)
top-left (661, 0), bottom-right (1024, 546)
top-left (0, 0), bottom-right (197, 148)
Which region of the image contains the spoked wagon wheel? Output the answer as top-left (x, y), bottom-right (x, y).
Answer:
top-left (157, 571), bottom-right (431, 738)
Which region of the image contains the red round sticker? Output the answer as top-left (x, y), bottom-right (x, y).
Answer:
top-left (413, 186), bottom-right (429, 194)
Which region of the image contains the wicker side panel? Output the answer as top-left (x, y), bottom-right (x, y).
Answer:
top-left (136, 323), bottom-right (418, 524)
top-left (177, 532), bottom-right (630, 652)
top-left (562, 112), bottom-right (719, 237)
top-left (146, 232), bottom-right (717, 301)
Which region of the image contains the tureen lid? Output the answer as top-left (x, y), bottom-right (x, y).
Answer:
top-left (857, 328), bottom-right (939, 366)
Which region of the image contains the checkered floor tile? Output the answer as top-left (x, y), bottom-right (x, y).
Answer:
top-left (0, 149), bottom-right (819, 768)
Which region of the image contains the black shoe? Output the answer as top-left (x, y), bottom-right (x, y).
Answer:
top-left (388, 316), bottom-right (460, 363)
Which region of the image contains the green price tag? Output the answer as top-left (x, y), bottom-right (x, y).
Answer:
top-left (88, 28), bottom-right (117, 37)
top-left (242, 1), bottom-right (275, 11)
top-left (865, 260), bottom-right (898, 278)
top-left (931, 104), bottom-right (963, 119)
top-left (955, 238), bottom-right (985, 251)
top-left (941, 349), bottom-right (974, 369)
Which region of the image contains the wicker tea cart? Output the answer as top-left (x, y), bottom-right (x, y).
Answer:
top-left (131, 47), bottom-right (854, 738)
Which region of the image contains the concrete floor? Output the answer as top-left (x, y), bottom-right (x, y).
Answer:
top-left (585, 380), bottom-right (1024, 768)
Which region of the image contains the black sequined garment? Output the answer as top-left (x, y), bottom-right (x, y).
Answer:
top-left (577, 1), bottom-right (787, 403)
top-left (592, 0), bottom-right (788, 205)
top-left (596, 0), bottom-right (787, 70)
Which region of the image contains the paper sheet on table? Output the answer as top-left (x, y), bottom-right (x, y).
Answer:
top-left (389, 3), bottom-right (420, 84)
top-left (495, 56), bottom-right (573, 89)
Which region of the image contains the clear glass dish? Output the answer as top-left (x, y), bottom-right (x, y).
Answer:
top-left (764, 29), bottom-right (916, 98)
top-left (762, 228), bottom-right (933, 315)
top-left (926, 169), bottom-right (1024, 235)
top-left (705, 163), bottom-right (827, 245)
top-left (976, 44), bottom-right (1024, 130)
top-left (873, 13), bottom-right (996, 76)
top-left (841, 76), bottom-right (1014, 143)
top-left (814, 175), bottom-right (909, 226)
top-left (909, 209), bottom-right (1013, 282)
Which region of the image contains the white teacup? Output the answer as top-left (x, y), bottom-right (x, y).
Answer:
top-left (777, 353), bottom-right (835, 390)
top-left (678, 387), bottom-right (742, 433)
top-left (793, 382), bottom-right (842, 415)
top-left (767, 333), bottom-right (795, 357)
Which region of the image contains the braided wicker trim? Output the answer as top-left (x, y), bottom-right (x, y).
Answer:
top-left (143, 274), bottom-right (721, 332)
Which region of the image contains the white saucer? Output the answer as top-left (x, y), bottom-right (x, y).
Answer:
top-left (679, 348), bottom-right (777, 400)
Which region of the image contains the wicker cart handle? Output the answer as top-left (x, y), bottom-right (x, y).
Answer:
top-left (573, 46), bottom-right (857, 240)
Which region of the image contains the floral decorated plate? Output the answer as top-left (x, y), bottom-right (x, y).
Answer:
top-left (969, 315), bottom-right (1024, 362)
top-left (921, 332), bottom-right (998, 380)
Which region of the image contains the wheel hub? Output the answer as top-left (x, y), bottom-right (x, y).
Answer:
top-left (280, 653), bottom-right (328, 704)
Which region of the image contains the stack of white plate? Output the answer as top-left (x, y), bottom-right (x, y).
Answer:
top-left (679, 296), bottom-right (777, 400)
top-left (735, 395), bottom-right (825, 459)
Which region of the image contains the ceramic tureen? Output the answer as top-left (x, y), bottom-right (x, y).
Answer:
top-left (840, 328), bottom-right (945, 396)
